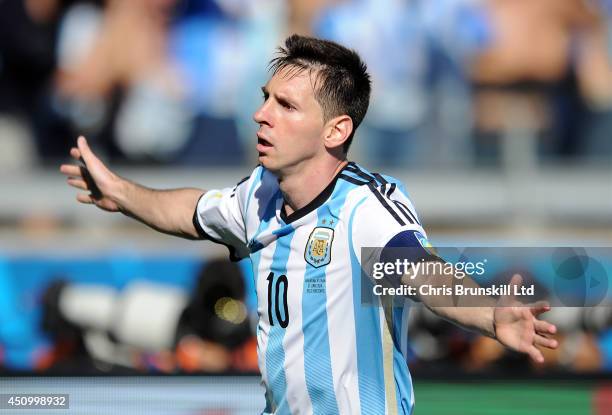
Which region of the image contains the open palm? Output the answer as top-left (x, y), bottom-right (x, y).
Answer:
top-left (494, 274), bottom-right (558, 363)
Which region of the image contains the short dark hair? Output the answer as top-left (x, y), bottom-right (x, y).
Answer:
top-left (268, 34), bottom-right (371, 153)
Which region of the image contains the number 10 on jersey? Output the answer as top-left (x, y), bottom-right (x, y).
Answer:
top-left (266, 272), bottom-right (289, 328)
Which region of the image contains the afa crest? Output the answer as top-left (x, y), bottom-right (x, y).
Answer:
top-left (305, 227), bottom-right (334, 268)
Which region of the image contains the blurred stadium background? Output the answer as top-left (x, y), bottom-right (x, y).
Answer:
top-left (0, 0), bottom-right (611, 413)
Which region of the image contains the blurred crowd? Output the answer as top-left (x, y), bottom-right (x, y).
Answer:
top-left (408, 303), bottom-right (612, 375)
top-left (1, 0), bottom-right (611, 169)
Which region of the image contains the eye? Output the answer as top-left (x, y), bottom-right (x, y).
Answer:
top-left (279, 99), bottom-right (294, 111)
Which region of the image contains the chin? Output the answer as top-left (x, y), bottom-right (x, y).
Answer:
top-left (258, 155), bottom-right (273, 169)
top-left (258, 156), bottom-right (284, 175)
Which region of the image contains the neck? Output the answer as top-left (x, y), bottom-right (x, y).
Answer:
top-left (279, 158), bottom-right (348, 216)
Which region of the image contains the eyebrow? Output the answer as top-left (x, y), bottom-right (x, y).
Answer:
top-left (260, 86), bottom-right (299, 109)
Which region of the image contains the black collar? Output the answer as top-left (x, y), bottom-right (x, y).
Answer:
top-left (279, 164), bottom-right (348, 224)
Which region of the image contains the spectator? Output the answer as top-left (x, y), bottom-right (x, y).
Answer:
top-left (0, 0), bottom-right (67, 167)
top-left (42, 0), bottom-right (191, 163)
top-left (469, 0), bottom-right (610, 165)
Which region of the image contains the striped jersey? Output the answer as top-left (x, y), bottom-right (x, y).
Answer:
top-left (193, 162), bottom-right (427, 415)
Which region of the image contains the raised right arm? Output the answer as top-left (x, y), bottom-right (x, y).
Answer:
top-left (60, 136), bottom-right (204, 239)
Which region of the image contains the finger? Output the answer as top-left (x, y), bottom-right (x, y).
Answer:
top-left (76, 193), bottom-right (94, 204)
top-left (530, 301), bottom-right (551, 316)
top-left (59, 164), bottom-right (83, 177)
top-left (527, 345), bottom-right (545, 364)
top-left (77, 135), bottom-right (96, 167)
top-left (70, 147), bottom-right (81, 160)
top-left (534, 319), bottom-right (557, 335)
top-left (67, 178), bottom-right (89, 191)
top-left (534, 334), bottom-right (558, 349)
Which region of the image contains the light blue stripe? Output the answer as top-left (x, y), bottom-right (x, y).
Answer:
top-left (348, 196), bottom-right (386, 414)
top-left (301, 179), bottom-right (354, 414)
top-left (244, 166), bottom-right (264, 232)
top-left (393, 345), bottom-right (414, 414)
top-left (252, 190), bottom-right (281, 414)
top-left (265, 226), bottom-right (295, 414)
top-left (392, 307), bottom-right (404, 355)
top-left (342, 169), bottom-right (370, 183)
top-left (243, 166), bottom-right (265, 226)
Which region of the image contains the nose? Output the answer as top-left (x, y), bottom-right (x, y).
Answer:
top-left (253, 101), bottom-right (271, 127)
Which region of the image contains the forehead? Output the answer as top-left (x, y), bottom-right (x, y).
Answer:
top-left (265, 66), bottom-right (319, 100)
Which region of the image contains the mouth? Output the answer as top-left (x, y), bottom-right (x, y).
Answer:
top-left (256, 133), bottom-right (273, 152)
top-left (258, 137), bottom-right (272, 146)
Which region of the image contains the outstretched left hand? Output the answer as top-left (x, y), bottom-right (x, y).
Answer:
top-left (493, 274), bottom-right (558, 363)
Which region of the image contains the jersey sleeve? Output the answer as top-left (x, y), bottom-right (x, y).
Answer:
top-left (351, 185), bottom-right (427, 250)
top-left (350, 184), bottom-right (431, 271)
top-left (192, 168), bottom-right (260, 261)
top-left (349, 184), bottom-right (437, 294)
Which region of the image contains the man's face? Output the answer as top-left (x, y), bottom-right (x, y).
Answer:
top-left (253, 67), bottom-right (326, 175)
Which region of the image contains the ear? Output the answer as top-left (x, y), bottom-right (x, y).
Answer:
top-left (323, 115), bottom-right (353, 151)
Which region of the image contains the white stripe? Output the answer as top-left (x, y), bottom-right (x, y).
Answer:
top-left (282, 225), bottom-right (313, 415)
top-left (409, 369), bottom-right (415, 413)
top-left (379, 305), bottom-right (397, 415)
top-left (326, 188), bottom-right (363, 415)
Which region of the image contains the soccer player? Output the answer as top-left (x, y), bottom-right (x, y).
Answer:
top-left (60, 35), bottom-right (558, 414)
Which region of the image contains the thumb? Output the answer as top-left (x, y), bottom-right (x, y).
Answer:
top-left (77, 135), bottom-right (109, 177)
top-left (498, 273), bottom-right (523, 307)
top-left (76, 135), bottom-right (106, 199)
top-left (509, 273), bottom-right (523, 288)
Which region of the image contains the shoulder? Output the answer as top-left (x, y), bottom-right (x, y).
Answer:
top-left (235, 165), bottom-right (279, 202)
top-left (341, 163), bottom-right (421, 228)
top-left (235, 166), bottom-right (282, 229)
top-left (339, 163), bottom-right (426, 250)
